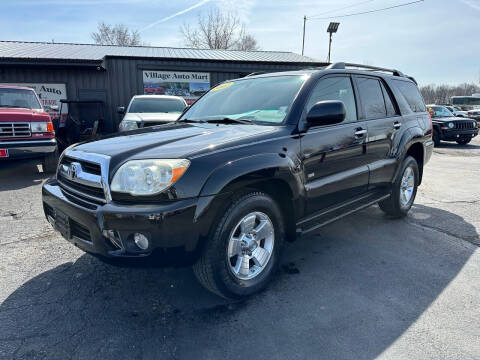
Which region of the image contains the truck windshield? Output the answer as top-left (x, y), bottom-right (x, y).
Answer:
top-left (0, 88), bottom-right (41, 109)
top-left (128, 98), bottom-right (186, 113)
top-left (180, 75), bottom-right (307, 124)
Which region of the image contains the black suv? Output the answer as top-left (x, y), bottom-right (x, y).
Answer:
top-left (42, 63), bottom-right (433, 298)
top-left (427, 105), bottom-right (478, 146)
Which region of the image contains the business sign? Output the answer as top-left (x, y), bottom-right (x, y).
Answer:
top-left (0, 82), bottom-right (67, 119)
top-left (142, 71), bottom-right (210, 105)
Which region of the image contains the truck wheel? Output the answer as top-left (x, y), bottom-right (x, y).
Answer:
top-left (379, 156), bottom-right (419, 218)
top-left (42, 148), bottom-right (59, 174)
top-left (194, 192), bottom-right (284, 299)
top-left (456, 138), bottom-right (471, 145)
top-left (433, 130), bottom-right (440, 147)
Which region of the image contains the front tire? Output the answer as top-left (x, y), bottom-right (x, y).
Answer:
top-left (456, 138), bottom-right (471, 145)
top-left (193, 192), bottom-right (284, 299)
top-left (379, 156), bottom-right (419, 218)
top-left (42, 147), bottom-right (59, 174)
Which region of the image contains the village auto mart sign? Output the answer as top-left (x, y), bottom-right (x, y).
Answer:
top-left (0, 82), bottom-right (67, 118)
top-left (142, 71), bottom-right (211, 105)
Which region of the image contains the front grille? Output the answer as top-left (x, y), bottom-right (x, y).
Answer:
top-left (0, 122), bottom-right (31, 137)
top-left (454, 121), bottom-right (476, 130)
top-left (57, 155), bottom-right (107, 206)
top-left (62, 156), bottom-right (101, 175)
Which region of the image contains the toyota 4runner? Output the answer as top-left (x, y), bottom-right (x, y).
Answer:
top-left (42, 63), bottom-right (433, 298)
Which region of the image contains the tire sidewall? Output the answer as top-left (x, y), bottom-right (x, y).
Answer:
top-left (395, 156), bottom-right (419, 214)
top-left (210, 194), bottom-right (284, 298)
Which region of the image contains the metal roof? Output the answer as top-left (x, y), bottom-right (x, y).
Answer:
top-left (0, 41), bottom-right (319, 64)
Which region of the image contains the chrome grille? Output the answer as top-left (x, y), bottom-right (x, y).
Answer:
top-left (57, 150), bottom-right (111, 206)
top-left (0, 122), bottom-right (31, 137)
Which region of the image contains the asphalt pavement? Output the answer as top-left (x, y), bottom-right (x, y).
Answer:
top-left (0, 137), bottom-right (479, 360)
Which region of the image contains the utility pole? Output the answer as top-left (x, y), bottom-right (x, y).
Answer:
top-left (301, 16), bottom-right (306, 56)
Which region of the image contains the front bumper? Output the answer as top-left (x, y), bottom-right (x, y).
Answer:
top-left (439, 128), bottom-right (478, 141)
top-left (42, 178), bottom-right (201, 258)
top-left (0, 138), bottom-right (57, 159)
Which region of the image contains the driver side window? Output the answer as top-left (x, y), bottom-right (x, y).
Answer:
top-left (306, 76), bottom-right (358, 123)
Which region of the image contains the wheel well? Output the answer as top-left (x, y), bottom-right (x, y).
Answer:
top-left (222, 178), bottom-right (297, 242)
top-left (406, 142), bottom-right (424, 184)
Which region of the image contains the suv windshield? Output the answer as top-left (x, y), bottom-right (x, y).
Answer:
top-left (0, 88), bottom-right (41, 109)
top-left (180, 75), bottom-right (307, 124)
top-left (429, 106), bottom-right (454, 118)
top-left (128, 98), bottom-right (186, 113)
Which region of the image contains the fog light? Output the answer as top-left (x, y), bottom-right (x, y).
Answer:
top-left (134, 233), bottom-right (149, 250)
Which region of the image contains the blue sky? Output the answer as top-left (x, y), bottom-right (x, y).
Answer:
top-left (2, 0), bottom-right (479, 85)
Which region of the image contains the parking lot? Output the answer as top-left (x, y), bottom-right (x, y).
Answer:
top-left (1, 138), bottom-right (479, 360)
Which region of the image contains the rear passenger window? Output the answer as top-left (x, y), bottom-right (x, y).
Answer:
top-left (380, 82), bottom-right (398, 117)
top-left (307, 76), bottom-right (357, 123)
top-left (357, 77), bottom-right (386, 119)
top-left (393, 80), bottom-right (426, 113)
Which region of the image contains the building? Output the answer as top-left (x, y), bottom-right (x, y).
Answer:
top-left (0, 41), bottom-right (323, 133)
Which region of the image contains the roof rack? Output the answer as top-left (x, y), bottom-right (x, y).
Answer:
top-left (326, 62), bottom-right (407, 77)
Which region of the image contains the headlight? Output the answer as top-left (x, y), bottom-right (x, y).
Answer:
top-left (111, 159), bottom-right (190, 195)
top-left (448, 122), bottom-right (454, 129)
top-left (30, 121), bottom-right (54, 133)
top-left (118, 120), bottom-right (138, 132)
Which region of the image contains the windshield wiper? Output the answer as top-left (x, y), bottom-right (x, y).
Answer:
top-left (177, 118), bottom-right (206, 123)
top-left (203, 117), bottom-right (254, 125)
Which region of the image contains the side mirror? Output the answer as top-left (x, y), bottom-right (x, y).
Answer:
top-left (117, 106), bottom-right (126, 115)
top-left (306, 100), bottom-right (346, 127)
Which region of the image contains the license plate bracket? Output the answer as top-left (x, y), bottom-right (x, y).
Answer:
top-left (54, 209), bottom-right (71, 239)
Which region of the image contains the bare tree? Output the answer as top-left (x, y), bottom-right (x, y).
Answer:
top-left (180, 9), bottom-right (259, 51)
top-left (91, 22), bottom-right (143, 46)
top-left (420, 83), bottom-right (480, 104)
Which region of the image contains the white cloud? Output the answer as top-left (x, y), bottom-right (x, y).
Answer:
top-left (139, 0), bottom-right (212, 32)
top-left (461, 0), bottom-right (480, 10)
top-left (216, 0), bottom-right (255, 22)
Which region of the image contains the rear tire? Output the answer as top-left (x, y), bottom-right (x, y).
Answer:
top-left (193, 192), bottom-right (284, 299)
top-left (379, 156), bottom-right (419, 218)
top-left (42, 147), bottom-right (59, 174)
top-left (456, 138), bottom-right (471, 145)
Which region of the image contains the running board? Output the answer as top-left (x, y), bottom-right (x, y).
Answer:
top-left (296, 192), bottom-right (390, 235)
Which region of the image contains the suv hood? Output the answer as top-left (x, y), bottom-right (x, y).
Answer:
top-left (122, 112), bottom-right (181, 122)
top-left (0, 108), bottom-right (50, 122)
top-left (70, 122), bottom-right (279, 166)
top-left (431, 116), bottom-right (466, 123)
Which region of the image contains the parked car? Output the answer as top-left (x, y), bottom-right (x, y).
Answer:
top-left (0, 85), bottom-right (58, 172)
top-left (445, 105), bottom-right (468, 118)
top-left (118, 95), bottom-right (187, 131)
top-left (465, 109), bottom-right (480, 125)
top-left (43, 62), bottom-right (433, 298)
top-left (428, 105), bottom-right (478, 145)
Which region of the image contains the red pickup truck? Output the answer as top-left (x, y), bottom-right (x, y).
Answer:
top-left (0, 85), bottom-right (58, 172)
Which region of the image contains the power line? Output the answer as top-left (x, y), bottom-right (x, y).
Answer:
top-left (308, 0), bottom-right (424, 20)
top-left (309, 0), bottom-right (376, 18)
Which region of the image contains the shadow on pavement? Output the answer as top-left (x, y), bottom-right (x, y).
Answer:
top-left (0, 159), bottom-right (49, 191)
top-left (435, 141), bottom-right (480, 150)
top-left (0, 204), bottom-right (478, 359)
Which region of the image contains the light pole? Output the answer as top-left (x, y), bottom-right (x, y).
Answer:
top-left (302, 16), bottom-right (307, 56)
top-left (327, 22), bottom-right (340, 63)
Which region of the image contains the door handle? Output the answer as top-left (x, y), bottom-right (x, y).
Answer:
top-left (354, 128), bottom-right (367, 137)
top-left (393, 121), bottom-right (401, 130)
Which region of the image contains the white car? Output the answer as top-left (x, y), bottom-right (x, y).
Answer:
top-left (118, 95), bottom-right (187, 132)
